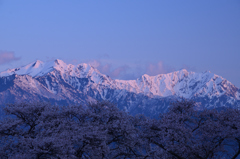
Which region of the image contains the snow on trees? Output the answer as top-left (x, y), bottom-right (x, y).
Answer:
top-left (0, 100), bottom-right (239, 159)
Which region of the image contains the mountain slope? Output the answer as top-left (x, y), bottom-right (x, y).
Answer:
top-left (0, 59), bottom-right (239, 116)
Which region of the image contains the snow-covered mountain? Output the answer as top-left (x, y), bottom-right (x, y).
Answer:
top-left (0, 59), bottom-right (239, 117)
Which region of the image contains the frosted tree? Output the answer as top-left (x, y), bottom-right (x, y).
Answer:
top-left (0, 101), bottom-right (146, 158)
top-left (64, 101), bottom-right (146, 158)
top-left (143, 100), bottom-right (240, 159)
top-left (1, 100), bottom-right (240, 158)
top-left (0, 102), bottom-right (73, 158)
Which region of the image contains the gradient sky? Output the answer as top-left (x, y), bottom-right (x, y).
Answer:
top-left (0, 1), bottom-right (239, 87)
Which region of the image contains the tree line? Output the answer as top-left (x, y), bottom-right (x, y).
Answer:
top-left (0, 100), bottom-right (240, 159)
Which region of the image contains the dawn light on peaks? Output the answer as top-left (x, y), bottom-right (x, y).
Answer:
top-left (0, 1), bottom-right (239, 158)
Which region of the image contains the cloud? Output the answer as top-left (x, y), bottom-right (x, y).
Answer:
top-left (58, 56), bottom-right (180, 80)
top-left (180, 64), bottom-right (197, 72)
top-left (58, 57), bottom-right (194, 80)
top-left (111, 65), bottom-right (129, 78)
top-left (87, 59), bottom-right (175, 80)
top-left (145, 61), bottom-right (175, 76)
top-left (0, 51), bottom-right (21, 65)
top-left (88, 60), bottom-right (130, 79)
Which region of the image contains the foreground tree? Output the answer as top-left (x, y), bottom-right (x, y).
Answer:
top-left (0, 100), bottom-right (240, 158)
top-left (0, 102), bottom-right (146, 158)
top-left (143, 100), bottom-right (240, 159)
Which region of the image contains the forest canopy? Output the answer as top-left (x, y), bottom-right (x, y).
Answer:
top-left (0, 100), bottom-right (240, 159)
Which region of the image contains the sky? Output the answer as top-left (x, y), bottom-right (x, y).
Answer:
top-left (0, 0), bottom-right (239, 87)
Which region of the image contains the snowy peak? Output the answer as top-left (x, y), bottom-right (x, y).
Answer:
top-left (0, 59), bottom-right (67, 77)
top-left (0, 59), bottom-right (112, 85)
top-left (31, 60), bottom-right (44, 68)
top-left (114, 69), bottom-right (238, 99)
top-left (0, 60), bottom-right (48, 77)
top-left (0, 59), bottom-right (239, 114)
top-left (0, 59), bottom-right (238, 100)
top-left (0, 59), bottom-right (91, 77)
top-left (54, 59), bottom-right (65, 65)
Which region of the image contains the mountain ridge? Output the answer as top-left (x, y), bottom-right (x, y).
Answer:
top-left (0, 59), bottom-right (239, 116)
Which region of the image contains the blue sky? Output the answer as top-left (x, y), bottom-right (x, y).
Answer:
top-left (0, 0), bottom-right (239, 87)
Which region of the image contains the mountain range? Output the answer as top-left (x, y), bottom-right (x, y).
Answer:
top-left (0, 59), bottom-right (239, 117)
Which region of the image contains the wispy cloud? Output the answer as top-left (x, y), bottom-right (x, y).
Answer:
top-left (40, 56), bottom-right (192, 80)
top-left (145, 61), bottom-right (175, 76)
top-left (0, 51), bottom-right (21, 65)
top-left (180, 64), bottom-right (196, 72)
top-left (87, 59), bottom-right (175, 80)
top-left (62, 55), bottom-right (182, 80)
top-left (88, 60), bottom-right (130, 79)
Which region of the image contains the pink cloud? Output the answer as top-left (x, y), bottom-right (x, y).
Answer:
top-left (88, 60), bottom-right (130, 79)
top-left (88, 60), bottom-right (101, 68)
top-left (180, 64), bottom-right (197, 72)
top-left (145, 61), bottom-right (174, 76)
top-left (69, 58), bottom-right (190, 80)
top-left (87, 59), bottom-right (175, 80)
top-left (111, 65), bottom-right (129, 78)
top-left (79, 59), bottom-right (193, 80)
top-left (0, 51), bottom-right (21, 65)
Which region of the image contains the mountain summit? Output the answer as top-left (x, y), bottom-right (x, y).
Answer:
top-left (0, 59), bottom-right (239, 116)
